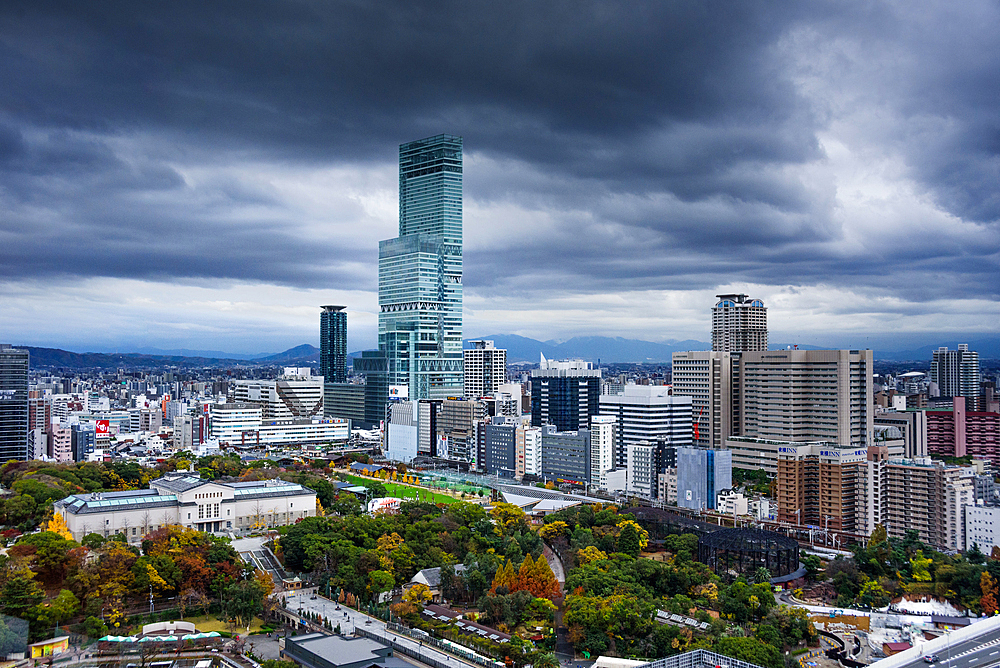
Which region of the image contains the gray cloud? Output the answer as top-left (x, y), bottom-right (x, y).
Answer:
top-left (0, 0), bottom-right (998, 347)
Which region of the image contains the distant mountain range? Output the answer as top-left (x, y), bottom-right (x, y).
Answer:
top-left (18, 334), bottom-right (1000, 370)
top-left (462, 334), bottom-right (707, 363)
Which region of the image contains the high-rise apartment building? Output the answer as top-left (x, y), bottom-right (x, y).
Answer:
top-left (378, 135), bottom-right (464, 400)
top-left (775, 443), bottom-right (870, 533)
top-left (874, 411), bottom-right (929, 459)
top-left (530, 357), bottom-right (601, 432)
top-left (925, 396), bottom-right (1000, 467)
top-left (0, 344), bottom-right (29, 461)
top-left (931, 344), bottom-right (980, 408)
top-left (320, 305), bottom-right (347, 383)
top-left (712, 294), bottom-right (767, 353)
top-left (599, 385), bottom-right (692, 468)
top-left (884, 457), bottom-right (974, 552)
top-left (464, 340), bottom-right (507, 399)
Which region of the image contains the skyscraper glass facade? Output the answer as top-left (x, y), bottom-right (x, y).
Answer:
top-left (0, 345), bottom-right (29, 462)
top-left (379, 135), bottom-right (464, 400)
top-left (320, 305), bottom-right (347, 383)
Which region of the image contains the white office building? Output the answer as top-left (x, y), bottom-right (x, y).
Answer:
top-left (464, 341), bottom-right (507, 399)
top-left (386, 401), bottom-right (420, 464)
top-left (590, 415), bottom-right (616, 490)
top-left (600, 385), bottom-right (692, 467)
top-left (670, 351), bottom-right (734, 449)
top-left (520, 425), bottom-right (542, 477)
top-left (627, 442), bottom-right (658, 497)
top-left (966, 505), bottom-right (1000, 553)
top-left (209, 402), bottom-right (348, 448)
top-left (232, 367), bottom-right (324, 421)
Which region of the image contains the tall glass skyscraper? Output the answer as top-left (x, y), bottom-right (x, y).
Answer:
top-left (320, 305), bottom-right (347, 383)
top-left (378, 135), bottom-right (464, 400)
top-left (0, 344), bottom-right (29, 462)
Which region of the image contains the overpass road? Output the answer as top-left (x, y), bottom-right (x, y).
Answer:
top-left (881, 622), bottom-right (1000, 668)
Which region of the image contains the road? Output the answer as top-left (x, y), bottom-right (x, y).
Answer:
top-left (285, 590), bottom-right (479, 668)
top-left (898, 633), bottom-right (1000, 668)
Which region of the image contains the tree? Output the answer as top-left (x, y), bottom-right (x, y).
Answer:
top-left (367, 570), bottom-right (395, 602)
top-left (32, 589), bottom-right (79, 628)
top-left (0, 566), bottom-right (44, 617)
top-left (617, 522), bottom-right (641, 557)
top-left (539, 521), bottom-right (570, 541)
top-left (44, 512), bottom-right (73, 540)
top-left (910, 550), bottom-right (933, 581)
top-left (82, 615), bottom-right (109, 640)
top-left (491, 503), bottom-right (528, 536)
top-left (754, 567), bottom-right (772, 584)
top-left (81, 533), bottom-right (105, 549)
top-left (576, 546), bottom-right (608, 566)
top-left (533, 654), bottom-right (559, 668)
top-left (403, 583), bottom-right (433, 604)
top-left (14, 531), bottom-right (79, 585)
top-left (715, 637), bottom-right (783, 668)
top-left (224, 579), bottom-right (266, 630)
top-left (491, 559), bottom-right (517, 595)
top-left (857, 578), bottom-right (891, 609)
top-left (981, 571), bottom-right (998, 615)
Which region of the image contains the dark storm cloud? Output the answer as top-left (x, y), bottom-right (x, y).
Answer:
top-left (0, 0), bottom-right (998, 306)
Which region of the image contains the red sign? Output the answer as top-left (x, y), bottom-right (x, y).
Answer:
top-left (96, 420), bottom-right (110, 435)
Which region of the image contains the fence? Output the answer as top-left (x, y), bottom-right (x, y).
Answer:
top-left (638, 648), bottom-right (766, 668)
top-left (384, 622), bottom-right (503, 667)
top-left (356, 626), bottom-right (457, 668)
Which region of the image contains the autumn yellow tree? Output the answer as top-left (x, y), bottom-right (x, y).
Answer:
top-left (402, 583), bottom-right (433, 604)
top-left (45, 512), bottom-right (73, 540)
top-left (576, 546), bottom-right (607, 566)
top-left (490, 503), bottom-right (527, 536)
top-left (539, 521), bottom-right (570, 540)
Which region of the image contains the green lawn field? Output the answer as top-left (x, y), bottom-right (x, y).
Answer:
top-left (342, 474), bottom-right (461, 504)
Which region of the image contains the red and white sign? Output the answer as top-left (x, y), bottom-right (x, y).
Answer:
top-left (96, 420), bottom-right (110, 435)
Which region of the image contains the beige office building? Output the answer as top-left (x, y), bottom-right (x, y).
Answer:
top-left (671, 351), bottom-right (734, 449)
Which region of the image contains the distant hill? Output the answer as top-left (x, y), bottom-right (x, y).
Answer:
top-left (22, 343), bottom-right (321, 370)
top-left (875, 337), bottom-right (1000, 361)
top-left (20, 333), bottom-right (1000, 371)
top-left (23, 347), bottom-right (248, 369)
top-left (464, 335), bottom-right (710, 363)
top-left (254, 344), bottom-right (321, 364)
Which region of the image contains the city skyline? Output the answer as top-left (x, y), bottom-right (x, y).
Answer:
top-left (1, 3), bottom-right (998, 355)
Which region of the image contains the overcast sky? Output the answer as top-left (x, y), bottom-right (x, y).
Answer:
top-left (1, 1), bottom-right (998, 355)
